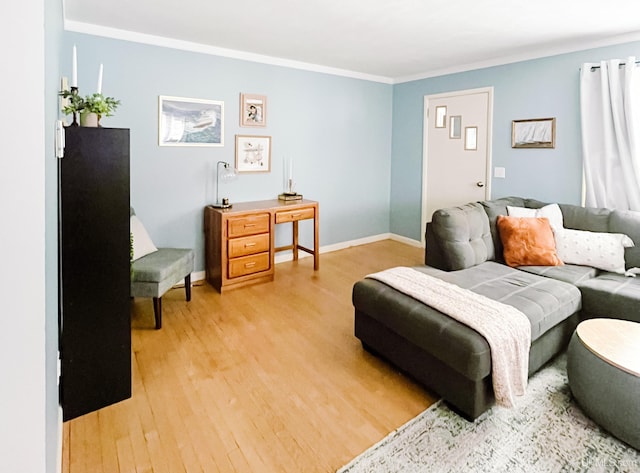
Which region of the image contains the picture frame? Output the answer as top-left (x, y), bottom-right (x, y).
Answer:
top-left (240, 93), bottom-right (267, 127)
top-left (235, 135), bottom-right (271, 173)
top-left (512, 117), bottom-right (556, 148)
top-left (158, 96), bottom-right (224, 147)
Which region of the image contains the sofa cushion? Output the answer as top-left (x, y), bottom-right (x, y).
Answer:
top-left (558, 203), bottom-right (611, 232)
top-left (430, 202), bottom-right (495, 270)
top-left (577, 273), bottom-right (640, 323)
top-left (516, 264), bottom-right (598, 285)
top-left (481, 197), bottom-right (527, 263)
top-left (497, 216), bottom-right (563, 267)
top-left (507, 203), bottom-right (564, 231)
top-left (555, 229), bottom-right (634, 274)
top-left (417, 262), bottom-right (582, 342)
top-left (610, 209), bottom-right (640, 269)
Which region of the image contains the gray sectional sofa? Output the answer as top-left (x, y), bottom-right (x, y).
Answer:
top-left (352, 197), bottom-right (640, 420)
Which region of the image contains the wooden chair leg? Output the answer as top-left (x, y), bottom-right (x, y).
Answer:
top-left (185, 274), bottom-right (192, 302)
top-left (153, 297), bottom-right (162, 330)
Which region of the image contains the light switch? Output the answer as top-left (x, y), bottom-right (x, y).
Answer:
top-left (494, 167), bottom-right (506, 179)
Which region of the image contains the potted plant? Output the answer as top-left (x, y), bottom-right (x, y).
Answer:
top-left (58, 90), bottom-right (121, 127)
top-left (80, 93), bottom-right (121, 127)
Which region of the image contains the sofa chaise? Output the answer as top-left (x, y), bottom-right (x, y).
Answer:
top-left (352, 197), bottom-right (640, 420)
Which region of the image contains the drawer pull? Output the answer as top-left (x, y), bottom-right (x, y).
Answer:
top-left (244, 223), bottom-right (256, 228)
top-left (245, 262), bottom-right (256, 268)
top-left (292, 213), bottom-right (302, 217)
top-left (244, 242), bottom-right (256, 248)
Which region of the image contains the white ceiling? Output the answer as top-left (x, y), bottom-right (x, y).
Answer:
top-left (64, 0), bottom-right (640, 83)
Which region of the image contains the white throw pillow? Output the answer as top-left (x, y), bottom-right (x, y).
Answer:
top-left (554, 228), bottom-right (634, 274)
top-left (507, 203), bottom-right (564, 231)
top-left (130, 215), bottom-right (158, 261)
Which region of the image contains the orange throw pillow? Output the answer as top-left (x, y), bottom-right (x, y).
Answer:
top-left (497, 216), bottom-right (564, 267)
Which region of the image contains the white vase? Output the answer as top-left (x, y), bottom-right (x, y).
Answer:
top-left (80, 112), bottom-right (100, 127)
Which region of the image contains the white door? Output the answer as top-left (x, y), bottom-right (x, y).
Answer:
top-left (421, 87), bottom-right (493, 237)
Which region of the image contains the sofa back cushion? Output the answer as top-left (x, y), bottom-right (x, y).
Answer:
top-left (558, 203), bottom-right (611, 232)
top-left (610, 209), bottom-right (640, 269)
top-left (480, 197), bottom-right (527, 263)
top-left (429, 202), bottom-right (495, 270)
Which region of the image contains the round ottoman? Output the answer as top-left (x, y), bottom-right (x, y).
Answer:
top-left (567, 318), bottom-right (640, 450)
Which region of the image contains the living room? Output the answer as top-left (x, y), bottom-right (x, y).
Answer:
top-left (3, 1), bottom-right (640, 472)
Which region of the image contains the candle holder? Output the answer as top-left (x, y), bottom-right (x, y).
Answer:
top-left (69, 87), bottom-right (79, 127)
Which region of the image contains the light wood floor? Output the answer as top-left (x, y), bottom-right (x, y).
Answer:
top-left (62, 240), bottom-right (436, 473)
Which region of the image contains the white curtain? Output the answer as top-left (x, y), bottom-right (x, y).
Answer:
top-left (580, 57), bottom-right (640, 210)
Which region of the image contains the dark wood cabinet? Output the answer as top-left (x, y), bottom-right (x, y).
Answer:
top-left (59, 126), bottom-right (131, 421)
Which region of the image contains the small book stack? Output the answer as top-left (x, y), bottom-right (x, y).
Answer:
top-left (278, 193), bottom-right (303, 201)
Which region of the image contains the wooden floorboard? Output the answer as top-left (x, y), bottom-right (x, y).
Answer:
top-left (62, 240), bottom-right (436, 473)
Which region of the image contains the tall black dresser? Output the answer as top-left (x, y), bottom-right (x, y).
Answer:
top-left (59, 126), bottom-right (131, 421)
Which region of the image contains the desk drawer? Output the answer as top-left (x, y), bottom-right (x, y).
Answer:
top-left (228, 233), bottom-right (270, 258)
top-left (275, 207), bottom-right (315, 223)
top-left (228, 213), bottom-right (270, 238)
top-left (228, 252), bottom-right (270, 278)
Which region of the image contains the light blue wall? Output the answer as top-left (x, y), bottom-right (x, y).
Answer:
top-left (63, 33), bottom-right (393, 271)
top-left (391, 41), bottom-right (640, 241)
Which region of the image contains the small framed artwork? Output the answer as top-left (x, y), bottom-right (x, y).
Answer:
top-left (240, 93), bottom-right (267, 127)
top-left (235, 135), bottom-right (271, 173)
top-left (464, 126), bottom-right (478, 151)
top-left (158, 95), bottom-right (223, 147)
top-left (512, 117), bottom-right (556, 148)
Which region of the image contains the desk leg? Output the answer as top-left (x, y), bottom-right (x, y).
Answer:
top-left (293, 220), bottom-right (299, 261)
top-left (313, 210), bottom-right (319, 270)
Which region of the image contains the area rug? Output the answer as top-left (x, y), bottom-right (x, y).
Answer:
top-left (337, 356), bottom-right (640, 473)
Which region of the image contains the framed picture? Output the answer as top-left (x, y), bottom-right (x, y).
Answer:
top-left (240, 93), bottom-right (267, 127)
top-left (235, 135), bottom-right (271, 173)
top-left (512, 117), bottom-right (556, 148)
top-left (158, 96), bottom-right (224, 147)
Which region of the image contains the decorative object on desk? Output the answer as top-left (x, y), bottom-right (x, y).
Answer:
top-left (159, 95), bottom-right (224, 147)
top-left (512, 117), bottom-right (556, 148)
top-left (212, 161), bottom-right (237, 209)
top-left (279, 155), bottom-right (302, 200)
top-left (235, 135), bottom-right (271, 173)
top-left (240, 93), bottom-right (267, 127)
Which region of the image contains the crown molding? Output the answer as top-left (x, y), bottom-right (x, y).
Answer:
top-left (393, 31), bottom-right (640, 84)
top-left (63, 20), bottom-right (395, 85)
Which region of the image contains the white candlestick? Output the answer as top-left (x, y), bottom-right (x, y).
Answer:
top-left (97, 64), bottom-right (103, 94)
top-left (71, 45), bottom-right (77, 88)
top-left (289, 157), bottom-right (293, 181)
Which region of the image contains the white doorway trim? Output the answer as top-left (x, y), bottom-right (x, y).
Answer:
top-left (420, 86), bottom-right (494, 243)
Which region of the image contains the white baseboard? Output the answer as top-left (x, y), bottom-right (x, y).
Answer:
top-left (184, 234), bottom-right (423, 285)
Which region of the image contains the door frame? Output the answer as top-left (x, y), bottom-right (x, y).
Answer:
top-left (421, 86), bottom-right (494, 243)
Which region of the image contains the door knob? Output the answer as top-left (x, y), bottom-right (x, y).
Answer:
top-left (476, 182), bottom-right (485, 188)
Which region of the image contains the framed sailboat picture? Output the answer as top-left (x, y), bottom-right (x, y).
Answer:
top-left (158, 96), bottom-right (224, 147)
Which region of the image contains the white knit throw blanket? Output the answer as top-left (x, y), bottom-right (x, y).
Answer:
top-left (366, 267), bottom-right (531, 408)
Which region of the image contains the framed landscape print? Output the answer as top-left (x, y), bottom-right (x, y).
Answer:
top-left (158, 96), bottom-right (224, 147)
top-left (512, 117), bottom-right (556, 148)
top-left (235, 135), bottom-right (271, 172)
top-left (240, 93), bottom-right (267, 127)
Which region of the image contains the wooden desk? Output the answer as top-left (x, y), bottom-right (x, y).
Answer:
top-left (204, 199), bottom-right (319, 292)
